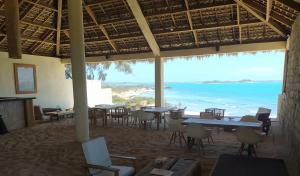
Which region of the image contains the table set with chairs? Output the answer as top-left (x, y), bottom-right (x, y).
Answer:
top-left (88, 104), bottom-right (272, 157)
top-left (88, 104), bottom-right (177, 130)
top-left (166, 107), bottom-right (272, 156)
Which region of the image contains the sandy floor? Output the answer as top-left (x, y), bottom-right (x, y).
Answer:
top-left (0, 119), bottom-right (281, 176)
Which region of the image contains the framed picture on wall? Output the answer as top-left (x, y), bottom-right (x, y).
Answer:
top-left (14, 63), bottom-right (37, 94)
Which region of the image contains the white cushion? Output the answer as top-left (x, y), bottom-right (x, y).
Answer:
top-left (91, 165), bottom-right (135, 176)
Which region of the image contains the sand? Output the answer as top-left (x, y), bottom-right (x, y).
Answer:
top-left (0, 119), bottom-right (280, 176)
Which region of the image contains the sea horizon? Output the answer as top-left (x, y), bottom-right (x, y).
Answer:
top-left (104, 81), bottom-right (282, 118)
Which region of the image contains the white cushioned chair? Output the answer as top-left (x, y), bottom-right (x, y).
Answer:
top-left (185, 124), bottom-right (213, 154)
top-left (236, 127), bottom-right (263, 157)
top-left (82, 137), bottom-right (136, 176)
top-left (167, 117), bottom-right (186, 146)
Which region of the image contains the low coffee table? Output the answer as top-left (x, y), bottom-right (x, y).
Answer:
top-left (136, 157), bottom-right (200, 176)
top-left (210, 154), bottom-right (289, 176)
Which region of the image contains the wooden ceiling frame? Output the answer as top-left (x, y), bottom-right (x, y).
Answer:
top-left (59, 21), bottom-right (267, 46)
top-left (56, 0), bottom-right (62, 56)
top-left (266, 0), bottom-right (273, 21)
top-left (83, 1), bottom-right (119, 53)
top-left (237, 4), bottom-right (242, 43)
top-left (234, 0), bottom-right (286, 37)
top-left (184, 0), bottom-right (199, 47)
top-left (127, 0), bottom-right (160, 57)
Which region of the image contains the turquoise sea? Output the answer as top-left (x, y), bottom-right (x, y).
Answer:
top-left (140, 81), bottom-right (282, 118)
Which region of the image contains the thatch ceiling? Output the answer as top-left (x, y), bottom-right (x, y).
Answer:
top-left (0, 0), bottom-right (299, 59)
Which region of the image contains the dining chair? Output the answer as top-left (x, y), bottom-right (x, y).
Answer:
top-left (240, 115), bottom-right (259, 122)
top-left (170, 107), bottom-right (186, 119)
top-left (185, 124), bottom-right (213, 154)
top-left (82, 137), bottom-right (136, 176)
top-left (110, 107), bottom-right (129, 127)
top-left (199, 112), bottom-right (214, 119)
top-left (236, 127), bottom-right (263, 157)
top-left (256, 108), bottom-right (271, 135)
top-left (167, 117), bottom-right (186, 146)
top-left (136, 110), bottom-right (155, 129)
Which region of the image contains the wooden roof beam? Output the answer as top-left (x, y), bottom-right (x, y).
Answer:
top-left (56, 0), bottom-right (62, 56)
top-left (20, 21), bottom-right (56, 31)
top-left (234, 0), bottom-right (286, 37)
top-left (266, 0), bottom-right (273, 22)
top-left (237, 4), bottom-right (242, 43)
top-left (61, 2), bottom-right (236, 31)
top-left (5, 0), bottom-right (22, 59)
top-left (60, 21), bottom-right (265, 46)
top-left (127, 0), bottom-right (160, 57)
top-left (23, 0), bottom-right (57, 12)
top-left (184, 0), bottom-right (199, 47)
top-left (61, 41), bottom-right (286, 63)
top-left (31, 31), bottom-right (54, 53)
top-left (83, 2), bottom-right (118, 52)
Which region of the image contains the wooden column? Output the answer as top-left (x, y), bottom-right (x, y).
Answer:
top-left (67, 0), bottom-right (89, 142)
top-left (155, 56), bottom-right (164, 107)
top-left (24, 99), bottom-right (35, 127)
top-left (4, 0), bottom-right (22, 59)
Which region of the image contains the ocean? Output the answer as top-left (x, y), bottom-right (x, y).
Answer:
top-left (140, 81), bottom-right (282, 118)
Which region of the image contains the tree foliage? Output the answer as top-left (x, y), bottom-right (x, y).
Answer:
top-left (65, 61), bottom-right (133, 81)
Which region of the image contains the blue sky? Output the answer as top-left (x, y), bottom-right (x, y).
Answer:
top-left (104, 51), bottom-right (285, 83)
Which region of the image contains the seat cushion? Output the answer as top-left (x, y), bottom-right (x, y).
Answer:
top-left (91, 165), bottom-right (135, 176)
top-left (112, 165), bottom-right (135, 176)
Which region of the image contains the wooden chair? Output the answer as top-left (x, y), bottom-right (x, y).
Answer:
top-left (82, 137), bottom-right (136, 176)
top-left (199, 112), bottom-right (214, 119)
top-left (205, 108), bottom-right (225, 120)
top-left (34, 106), bottom-right (50, 121)
top-left (170, 107), bottom-right (186, 119)
top-left (111, 107), bottom-right (129, 126)
top-left (256, 108), bottom-right (271, 135)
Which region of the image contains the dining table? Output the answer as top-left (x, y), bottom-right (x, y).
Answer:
top-left (45, 110), bottom-right (74, 121)
top-left (182, 115), bottom-right (262, 128)
top-left (143, 107), bottom-right (174, 130)
top-left (91, 104), bottom-right (127, 126)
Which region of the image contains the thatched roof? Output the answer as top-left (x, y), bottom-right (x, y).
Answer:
top-left (0, 0), bottom-right (299, 59)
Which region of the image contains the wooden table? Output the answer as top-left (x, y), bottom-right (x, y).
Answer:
top-left (143, 107), bottom-right (173, 130)
top-left (182, 116), bottom-right (262, 128)
top-left (92, 104), bottom-right (127, 126)
top-left (136, 158), bottom-right (200, 176)
top-left (210, 154), bottom-right (289, 176)
top-left (46, 110), bottom-right (74, 121)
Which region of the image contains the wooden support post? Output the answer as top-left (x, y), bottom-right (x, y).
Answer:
top-left (155, 56), bottom-right (164, 107)
top-left (56, 0), bottom-right (62, 56)
top-left (5, 0), bottom-right (22, 59)
top-left (67, 0), bottom-right (89, 142)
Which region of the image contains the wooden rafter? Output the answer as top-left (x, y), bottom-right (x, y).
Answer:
top-left (266, 0), bottom-right (273, 22)
top-left (23, 0), bottom-right (57, 12)
top-left (5, 0), bottom-right (22, 59)
top-left (31, 31), bottom-right (53, 53)
top-left (184, 0), bottom-right (199, 47)
top-left (234, 0), bottom-right (286, 37)
top-left (237, 4), bottom-right (242, 43)
top-left (60, 21), bottom-right (266, 46)
top-left (127, 0), bottom-right (160, 56)
top-left (56, 0), bottom-right (62, 56)
top-left (83, 2), bottom-right (118, 52)
top-left (243, 0), bottom-right (293, 27)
